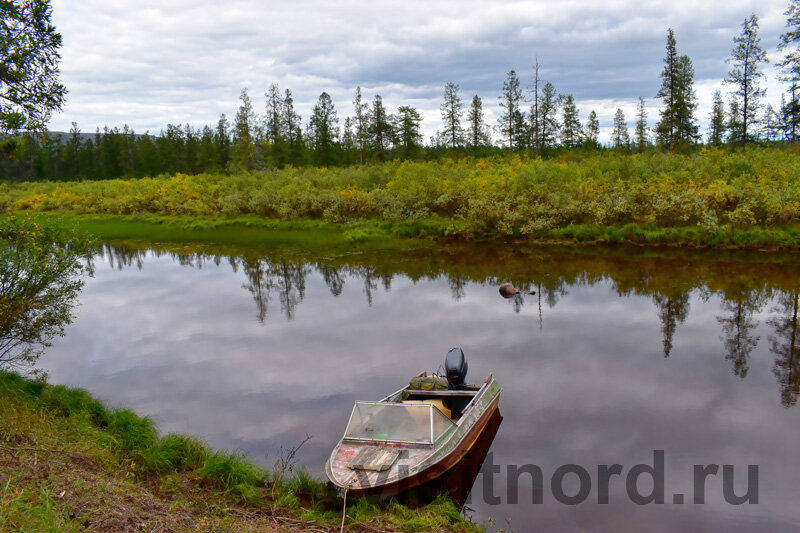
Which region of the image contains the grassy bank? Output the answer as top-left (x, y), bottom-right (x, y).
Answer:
top-left (7, 211), bottom-right (800, 253)
top-left (2, 148), bottom-right (800, 248)
top-left (0, 371), bottom-right (477, 532)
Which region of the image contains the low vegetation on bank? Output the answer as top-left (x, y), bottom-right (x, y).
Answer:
top-left (0, 371), bottom-right (477, 532)
top-left (2, 148), bottom-right (800, 248)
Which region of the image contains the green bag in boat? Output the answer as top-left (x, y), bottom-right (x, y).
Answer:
top-left (409, 376), bottom-right (449, 391)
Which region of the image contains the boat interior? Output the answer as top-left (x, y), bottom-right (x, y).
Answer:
top-left (383, 372), bottom-right (488, 423)
top-left (381, 348), bottom-right (488, 422)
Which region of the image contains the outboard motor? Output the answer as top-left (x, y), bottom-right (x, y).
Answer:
top-left (445, 347), bottom-right (468, 389)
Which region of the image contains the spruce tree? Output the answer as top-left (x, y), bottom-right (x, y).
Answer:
top-left (498, 70), bottom-right (525, 151)
top-left (585, 110), bottom-right (600, 146)
top-left (0, 0), bottom-right (67, 132)
top-left (725, 13), bottom-right (768, 148)
top-left (538, 82), bottom-right (559, 151)
top-left (727, 98), bottom-right (743, 145)
top-left (281, 89), bottom-right (302, 164)
top-left (467, 95), bottom-right (488, 148)
top-left (215, 114), bottom-right (230, 169)
top-left (675, 55), bottom-right (699, 144)
top-left (708, 90), bottom-right (726, 146)
top-left (369, 94), bottom-right (392, 159)
top-left (782, 89), bottom-right (800, 142)
top-left (559, 94), bottom-right (582, 148)
top-left (634, 97), bottom-right (648, 150)
top-left (780, 1), bottom-right (800, 143)
top-left (232, 88), bottom-right (256, 168)
top-left (353, 86), bottom-right (369, 162)
top-left (612, 108), bottom-right (630, 148)
top-left (440, 82), bottom-right (465, 149)
top-left (281, 89), bottom-right (300, 144)
top-left (308, 92), bottom-right (338, 165)
top-left (656, 29), bottom-right (680, 151)
top-left (396, 105), bottom-right (423, 158)
top-left (265, 83), bottom-right (283, 145)
top-left (761, 104), bottom-right (783, 141)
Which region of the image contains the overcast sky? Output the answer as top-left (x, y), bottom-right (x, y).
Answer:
top-left (50, 0), bottom-right (791, 143)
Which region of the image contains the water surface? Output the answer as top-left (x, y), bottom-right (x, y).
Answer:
top-left (40, 243), bottom-right (800, 531)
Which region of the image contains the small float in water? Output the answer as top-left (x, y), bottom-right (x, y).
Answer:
top-left (325, 347), bottom-right (502, 501)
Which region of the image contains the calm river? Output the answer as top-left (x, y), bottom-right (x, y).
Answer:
top-left (40, 242), bottom-right (800, 532)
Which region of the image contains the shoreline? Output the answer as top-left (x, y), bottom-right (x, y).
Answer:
top-left (4, 211), bottom-right (800, 253)
top-left (0, 371), bottom-right (478, 532)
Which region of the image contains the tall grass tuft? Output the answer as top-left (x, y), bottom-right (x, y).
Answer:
top-left (197, 451), bottom-right (266, 489)
top-left (39, 385), bottom-right (110, 427)
top-left (140, 434), bottom-right (208, 475)
top-left (106, 409), bottom-right (158, 455)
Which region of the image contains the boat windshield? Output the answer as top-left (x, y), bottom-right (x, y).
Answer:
top-left (343, 401), bottom-right (455, 445)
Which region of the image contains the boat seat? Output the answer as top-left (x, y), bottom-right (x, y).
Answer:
top-left (405, 389), bottom-right (478, 418)
top-left (401, 399), bottom-right (452, 419)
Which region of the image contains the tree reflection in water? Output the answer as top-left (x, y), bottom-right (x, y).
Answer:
top-left (97, 243), bottom-right (800, 406)
top-left (769, 290), bottom-right (800, 407)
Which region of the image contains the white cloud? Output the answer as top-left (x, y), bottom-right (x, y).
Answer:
top-left (50, 0), bottom-right (789, 142)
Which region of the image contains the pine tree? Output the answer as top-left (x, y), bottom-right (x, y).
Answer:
top-left (440, 82), bottom-right (465, 149)
top-left (559, 94), bottom-right (582, 148)
top-left (498, 70), bottom-right (526, 151)
top-left (467, 95), bottom-right (489, 148)
top-left (634, 97), bottom-right (648, 150)
top-left (612, 108), bottom-right (630, 148)
top-left (708, 90), bottom-right (726, 146)
top-left (725, 13), bottom-right (768, 148)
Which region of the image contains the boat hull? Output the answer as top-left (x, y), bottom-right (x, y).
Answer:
top-left (326, 386), bottom-right (501, 499)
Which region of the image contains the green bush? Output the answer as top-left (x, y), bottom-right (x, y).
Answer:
top-left (4, 148), bottom-right (800, 244)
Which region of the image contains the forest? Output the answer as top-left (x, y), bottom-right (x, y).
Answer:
top-left (1, 10), bottom-right (799, 183)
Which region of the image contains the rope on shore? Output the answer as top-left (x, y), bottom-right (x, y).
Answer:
top-left (340, 486), bottom-right (348, 533)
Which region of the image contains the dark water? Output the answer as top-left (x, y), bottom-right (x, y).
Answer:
top-left (40, 242), bottom-right (800, 532)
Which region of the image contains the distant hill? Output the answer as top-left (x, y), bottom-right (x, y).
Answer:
top-left (1, 131), bottom-right (153, 143)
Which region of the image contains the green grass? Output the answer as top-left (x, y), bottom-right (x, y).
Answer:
top-left (0, 370), bottom-right (479, 532)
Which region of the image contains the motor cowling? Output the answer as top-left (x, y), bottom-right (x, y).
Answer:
top-left (445, 347), bottom-right (468, 388)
